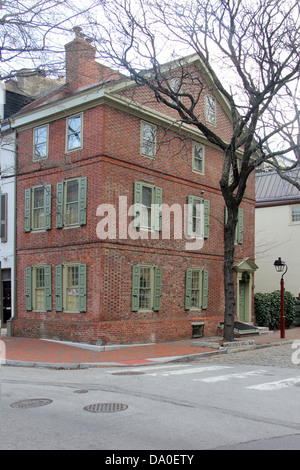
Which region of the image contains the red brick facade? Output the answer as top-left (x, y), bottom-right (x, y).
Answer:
top-left (13, 38), bottom-right (255, 344)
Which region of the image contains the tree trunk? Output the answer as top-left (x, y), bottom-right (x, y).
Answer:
top-left (223, 204), bottom-right (238, 341)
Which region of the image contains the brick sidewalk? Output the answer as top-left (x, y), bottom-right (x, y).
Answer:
top-left (1, 327), bottom-right (299, 368)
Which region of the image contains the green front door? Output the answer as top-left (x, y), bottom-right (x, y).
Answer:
top-left (239, 281), bottom-right (246, 322)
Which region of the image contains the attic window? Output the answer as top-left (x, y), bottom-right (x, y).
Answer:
top-left (205, 95), bottom-right (216, 125)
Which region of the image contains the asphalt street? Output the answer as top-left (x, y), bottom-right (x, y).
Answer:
top-left (1, 343), bottom-right (300, 451)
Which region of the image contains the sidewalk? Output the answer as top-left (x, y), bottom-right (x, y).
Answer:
top-left (1, 327), bottom-right (300, 369)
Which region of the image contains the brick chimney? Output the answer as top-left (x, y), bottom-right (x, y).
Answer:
top-left (65, 29), bottom-right (100, 92)
top-left (65, 27), bottom-right (123, 92)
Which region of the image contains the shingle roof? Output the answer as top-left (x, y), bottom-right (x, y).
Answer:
top-left (255, 167), bottom-right (300, 205)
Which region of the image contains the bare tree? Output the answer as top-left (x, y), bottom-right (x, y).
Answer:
top-left (0, 0), bottom-right (100, 80)
top-left (85, 0), bottom-right (300, 340)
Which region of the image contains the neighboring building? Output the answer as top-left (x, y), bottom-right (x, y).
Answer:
top-left (255, 168), bottom-right (300, 297)
top-left (0, 72), bottom-right (64, 329)
top-left (8, 34), bottom-right (256, 344)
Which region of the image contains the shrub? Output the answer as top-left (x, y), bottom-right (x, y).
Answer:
top-left (254, 290), bottom-right (296, 329)
top-left (254, 292), bottom-right (271, 327)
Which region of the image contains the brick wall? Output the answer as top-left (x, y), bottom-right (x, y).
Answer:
top-left (13, 55), bottom-right (255, 344)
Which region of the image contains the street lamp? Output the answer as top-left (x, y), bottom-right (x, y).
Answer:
top-left (274, 257), bottom-right (288, 338)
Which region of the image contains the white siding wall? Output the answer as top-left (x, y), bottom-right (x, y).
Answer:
top-left (255, 204), bottom-right (300, 296)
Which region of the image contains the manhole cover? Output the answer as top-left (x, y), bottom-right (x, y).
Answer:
top-left (83, 402), bottom-right (128, 413)
top-left (73, 389), bottom-right (89, 393)
top-left (10, 398), bottom-right (53, 409)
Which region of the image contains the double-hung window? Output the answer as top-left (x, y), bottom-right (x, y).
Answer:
top-left (141, 122), bottom-right (156, 158)
top-left (56, 177), bottom-right (87, 228)
top-left (25, 185), bottom-right (52, 232)
top-left (185, 268), bottom-right (209, 310)
top-left (193, 143), bottom-right (205, 174)
top-left (291, 205), bottom-right (300, 223)
top-left (67, 114), bottom-right (82, 151)
top-left (26, 265), bottom-right (52, 312)
top-left (55, 263), bottom-right (87, 313)
top-left (33, 125), bottom-right (48, 160)
top-left (134, 182), bottom-right (162, 231)
top-left (132, 264), bottom-right (162, 312)
top-left (187, 195), bottom-right (210, 239)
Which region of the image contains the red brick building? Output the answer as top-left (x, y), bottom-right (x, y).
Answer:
top-left (10, 35), bottom-right (256, 344)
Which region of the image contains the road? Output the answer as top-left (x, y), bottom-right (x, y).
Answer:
top-left (1, 343), bottom-right (300, 451)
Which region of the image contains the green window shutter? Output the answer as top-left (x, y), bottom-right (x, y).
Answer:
top-left (44, 265), bottom-right (52, 311)
top-left (154, 186), bottom-right (162, 231)
top-left (187, 195), bottom-right (193, 237)
top-left (237, 208), bottom-right (243, 244)
top-left (202, 270), bottom-right (209, 309)
top-left (79, 263), bottom-right (87, 312)
top-left (56, 182), bottom-right (64, 228)
top-left (55, 265), bottom-right (63, 312)
top-left (79, 177), bottom-right (87, 226)
top-left (153, 267), bottom-right (162, 311)
top-left (132, 265), bottom-right (140, 311)
top-left (134, 182), bottom-right (142, 229)
top-left (25, 189), bottom-right (31, 232)
top-left (25, 267), bottom-right (32, 310)
top-left (45, 185), bottom-right (52, 230)
top-left (204, 199), bottom-right (210, 239)
top-left (185, 269), bottom-right (192, 310)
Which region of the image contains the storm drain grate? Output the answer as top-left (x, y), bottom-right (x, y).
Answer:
top-left (83, 402), bottom-right (128, 413)
top-left (73, 389), bottom-right (89, 393)
top-left (10, 398), bottom-right (53, 409)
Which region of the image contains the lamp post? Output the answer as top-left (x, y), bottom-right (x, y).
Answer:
top-left (274, 257), bottom-right (288, 339)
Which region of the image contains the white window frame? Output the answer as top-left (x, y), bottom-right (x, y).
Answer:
top-left (66, 113), bottom-right (83, 152)
top-left (64, 179), bottom-right (80, 227)
top-left (192, 142), bottom-right (205, 175)
top-left (140, 121), bottom-right (156, 158)
top-left (205, 95), bottom-right (216, 125)
top-left (290, 204), bottom-right (300, 224)
top-left (63, 263), bottom-right (80, 313)
top-left (188, 196), bottom-right (205, 239)
top-left (32, 265), bottom-right (46, 312)
top-left (33, 124), bottom-right (49, 161)
top-left (190, 268), bottom-right (203, 310)
top-left (32, 186), bottom-right (46, 231)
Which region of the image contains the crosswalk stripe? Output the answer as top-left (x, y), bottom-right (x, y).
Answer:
top-left (145, 365), bottom-right (232, 377)
top-left (194, 370), bottom-right (265, 383)
top-left (247, 376), bottom-right (300, 391)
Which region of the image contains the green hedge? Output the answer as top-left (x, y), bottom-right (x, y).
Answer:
top-left (254, 291), bottom-right (296, 329)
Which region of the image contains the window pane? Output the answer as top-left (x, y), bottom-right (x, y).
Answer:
top-left (65, 180), bottom-right (79, 225)
top-left (192, 198), bottom-right (202, 235)
top-left (292, 206), bottom-right (300, 222)
top-left (34, 126), bottom-right (47, 159)
top-left (35, 267), bottom-right (45, 310)
top-left (139, 267), bottom-right (151, 309)
top-left (191, 270), bottom-right (200, 308)
top-left (194, 145), bottom-right (203, 172)
top-left (142, 123), bottom-right (155, 157)
top-left (206, 96), bottom-right (216, 124)
top-left (33, 187), bottom-right (45, 229)
top-left (66, 265), bottom-right (79, 311)
top-left (68, 116), bottom-right (81, 150)
top-left (141, 186), bottom-right (153, 229)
